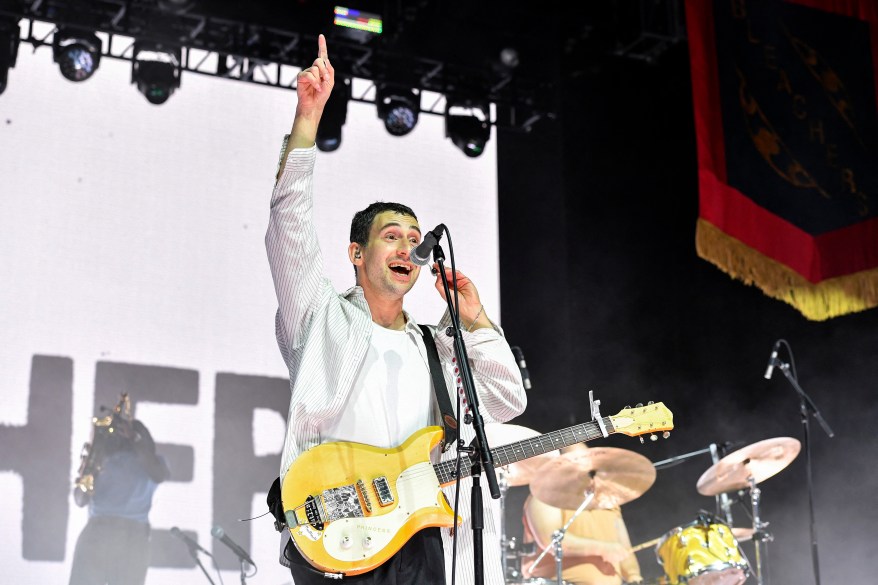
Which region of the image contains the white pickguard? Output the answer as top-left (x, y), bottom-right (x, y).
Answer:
top-left (323, 462), bottom-right (443, 562)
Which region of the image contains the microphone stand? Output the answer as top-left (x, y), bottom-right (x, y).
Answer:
top-left (770, 350), bottom-right (834, 585)
top-left (470, 458), bottom-right (484, 585)
top-left (432, 241), bottom-right (500, 585)
top-left (238, 558), bottom-right (251, 585)
top-left (177, 537), bottom-right (217, 585)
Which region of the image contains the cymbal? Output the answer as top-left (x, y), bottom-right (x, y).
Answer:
top-left (697, 437), bottom-right (801, 496)
top-left (529, 446), bottom-right (656, 510)
top-left (484, 423), bottom-right (560, 487)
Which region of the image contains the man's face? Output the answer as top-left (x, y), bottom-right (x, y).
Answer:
top-left (356, 211), bottom-right (422, 299)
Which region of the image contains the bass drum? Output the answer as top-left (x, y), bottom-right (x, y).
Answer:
top-left (655, 517), bottom-right (750, 585)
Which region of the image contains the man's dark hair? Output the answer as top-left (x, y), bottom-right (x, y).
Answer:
top-left (349, 202), bottom-right (418, 246)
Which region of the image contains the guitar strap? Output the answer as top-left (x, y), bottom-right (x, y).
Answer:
top-left (419, 324), bottom-right (458, 450)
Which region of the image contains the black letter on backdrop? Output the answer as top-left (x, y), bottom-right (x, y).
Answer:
top-left (0, 355), bottom-right (73, 560)
top-left (213, 373), bottom-right (289, 569)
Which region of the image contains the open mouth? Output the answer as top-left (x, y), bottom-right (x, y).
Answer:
top-left (389, 263), bottom-right (412, 276)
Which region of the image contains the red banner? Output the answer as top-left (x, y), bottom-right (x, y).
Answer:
top-left (686, 0), bottom-right (878, 319)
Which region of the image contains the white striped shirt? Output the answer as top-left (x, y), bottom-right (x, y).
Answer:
top-left (266, 144), bottom-right (527, 585)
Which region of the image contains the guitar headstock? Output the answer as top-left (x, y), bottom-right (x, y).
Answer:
top-left (610, 402), bottom-right (674, 441)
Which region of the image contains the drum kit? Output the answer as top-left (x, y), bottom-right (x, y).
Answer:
top-left (487, 423), bottom-right (802, 585)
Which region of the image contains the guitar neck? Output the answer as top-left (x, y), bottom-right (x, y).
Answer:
top-left (434, 416), bottom-right (617, 485)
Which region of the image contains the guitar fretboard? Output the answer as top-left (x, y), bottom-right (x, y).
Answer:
top-left (433, 416), bottom-right (616, 486)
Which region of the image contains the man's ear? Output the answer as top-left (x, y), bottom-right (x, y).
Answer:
top-left (348, 242), bottom-right (363, 265)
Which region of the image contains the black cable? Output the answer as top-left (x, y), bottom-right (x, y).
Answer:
top-left (777, 338), bottom-right (798, 380)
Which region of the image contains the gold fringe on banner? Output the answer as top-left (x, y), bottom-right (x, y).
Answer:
top-left (695, 219), bottom-right (878, 321)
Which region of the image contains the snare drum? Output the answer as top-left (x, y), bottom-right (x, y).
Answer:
top-left (655, 518), bottom-right (749, 585)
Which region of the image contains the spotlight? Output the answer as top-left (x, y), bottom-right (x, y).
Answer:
top-left (316, 76), bottom-right (351, 152)
top-left (445, 99), bottom-right (491, 158)
top-left (53, 29), bottom-right (102, 82)
top-left (376, 84), bottom-right (419, 136)
top-left (0, 20), bottom-right (20, 96)
top-left (131, 42), bottom-right (181, 105)
top-left (499, 47), bottom-right (520, 69)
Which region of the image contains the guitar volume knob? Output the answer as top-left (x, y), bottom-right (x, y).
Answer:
top-left (362, 536), bottom-right (373, 549)
top-left (340, 535), bottom-right (352, 549)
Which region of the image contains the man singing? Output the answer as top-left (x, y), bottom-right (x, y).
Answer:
top-left (267, 35), bottom-right (526, 585)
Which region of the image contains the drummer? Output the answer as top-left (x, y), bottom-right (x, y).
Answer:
top-left (521, 445), bottom-right (643, 585)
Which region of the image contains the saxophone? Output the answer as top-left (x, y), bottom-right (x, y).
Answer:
top-left (74, 393), bottom-right (133, 498)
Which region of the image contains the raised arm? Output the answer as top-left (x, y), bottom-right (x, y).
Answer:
top-left (279, 34), bottom-right (335, 168)
top-left (266, 35), bottom-right (337, 350)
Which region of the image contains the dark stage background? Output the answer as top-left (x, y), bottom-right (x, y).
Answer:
top-left (497, 42), bottom-right (878, 584)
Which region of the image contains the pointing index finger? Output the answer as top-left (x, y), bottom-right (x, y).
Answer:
top-left (318, 33), bottom-right (329, 63)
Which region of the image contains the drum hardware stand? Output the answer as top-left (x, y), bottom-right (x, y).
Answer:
top-left (653, 442), bottom-right (740, 526)
top-left (710, 443), bottom-right (735, 526)
top-left (748, 475), bottom-right (773, 585)
top-left (528, 488), bottom-right (596, 585)
top-left (767, 340), bottom-right (834, 585)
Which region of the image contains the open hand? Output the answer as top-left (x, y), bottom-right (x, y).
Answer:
top-left (432, 264), bottom-right (489, 330)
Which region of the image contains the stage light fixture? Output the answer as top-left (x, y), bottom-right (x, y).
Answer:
top-left (376, 84), bottom-right (420, 136)
top-left (53, 30), bottom-right (102, 82)
top-left (0, 20), bottom-right (21, 96)
top-left (445, 99), bottom-right (491, 158)
top-left (316, 76), bottom-right (351, 152)
top-left (131, 42), bottom-right (181, 105)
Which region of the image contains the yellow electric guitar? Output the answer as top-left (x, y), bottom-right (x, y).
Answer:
top-left (282, 402), bottom-right (673, 576)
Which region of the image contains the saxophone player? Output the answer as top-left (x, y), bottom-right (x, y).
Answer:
top-left (69, 396), bottom-right (170, 585)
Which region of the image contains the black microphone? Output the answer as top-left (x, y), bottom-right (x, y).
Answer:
top-left (511, 346), bottom-right (532, 390)
top-left (170, 526), bottom-right (211, 556)
top-left (211, 525), bottom-right (255, 567)
top-left (763, 340), bottom-right (781, 379)
top-left (411, 224), bottom-right (446, 266)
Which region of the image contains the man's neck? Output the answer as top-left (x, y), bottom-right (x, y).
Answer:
top-left (364, 293), bottom-right (406, 330)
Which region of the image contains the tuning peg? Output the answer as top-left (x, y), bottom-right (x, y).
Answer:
top-left (647, 400), bottom-right (654, 405)
top-left (639, 436), bottom-right (645, 444)
top-left (663, 431), bottom-right (671, 439)
top-left (624, 405), bottom-right (631, 410)
top-left (635, 402), bottom-right (643, 408)
top-left (650, 434), bottom-right (658, 442)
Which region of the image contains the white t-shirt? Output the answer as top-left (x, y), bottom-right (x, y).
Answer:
top-left (320, 322), bottom-right (434, 448)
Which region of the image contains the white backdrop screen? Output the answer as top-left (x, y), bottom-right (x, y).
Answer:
top-left (0, 33), bottom-right (500, 585)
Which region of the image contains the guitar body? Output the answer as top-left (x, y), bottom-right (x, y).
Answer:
top-left (282, 426), bottom-right (457, 576)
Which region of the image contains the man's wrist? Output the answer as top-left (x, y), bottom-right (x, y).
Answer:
top-left (289, 109), bottom-right (322, 149)
top-left (464, 305), bottom-right (488, 332)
